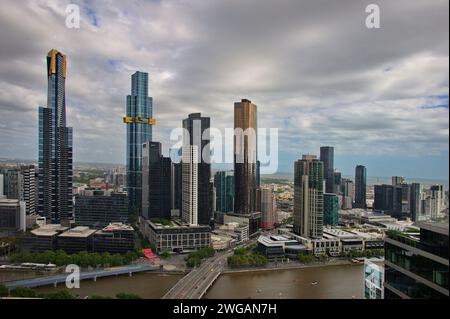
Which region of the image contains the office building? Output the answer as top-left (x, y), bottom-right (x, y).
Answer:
top-left (6, 169), bottom-right (23, 201)
top-left (355, 165), bottom-right (367, 208)
top-left (384, 220), bottom-right (449, 299)
top-left (124, 71), bottom-right (153, 214)
top-left (320, 146), bottom-right (334, 194)
top-left (171, 162), bottom-right (182, 211)
top-left (22, 224), bottom-right (68, 252)
top-left (0, 174), bottom-right (4, 197)
top-left (38, 49), bottom-right (73, 224)
top-left (139, 217), bottom-right (211, 253)
top-left (57, 226), bottom-right (97, 254)
top-left (293, 155), bottom-right (324, 239)
top-left (182, 113), bottom-right (212, 225)
top-left (74, 189), bottom-right (128, 228)
top-left (234, 99), bottom-right (258, 215)
top-left (324, 193), bottom-right (339, 226)
top-left (261, 187), bottom-right (276, 230)
top-left (333, 171), bottom-right (342, 194)
top-left (182, 145), bottom-right (198, 226)
top-left (214, 171), bottom-right (234, 213)
top-left (142, 142), bottom-right (172, 220)
top-left (92, 223), bottom-right (135, 254)
top-left (409, 183), bottom-right (421, 222)
top-left (430, 185), bottom-right (445, 218)
top-left (392, 176), bottom-right (405, 186)
top-left (0, 199), bottom-right (26, 232)
top-left (20, 165), bottom-right (36, 215)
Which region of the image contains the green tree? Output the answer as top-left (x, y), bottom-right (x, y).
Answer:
top-left (0, 284), bottom-right (9, 297)
top-left (10, 287), bottom-right (37, 298)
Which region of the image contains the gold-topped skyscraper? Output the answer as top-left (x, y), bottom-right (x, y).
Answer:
top-left (38, 49), bottom-right (73, 224)
top-left (234, 99), bottom-right (258, 215)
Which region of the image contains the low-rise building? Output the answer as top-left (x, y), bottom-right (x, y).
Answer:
top-left (0, 198), bottom-right (25, 232)
top-left (22, 224), bottom-right (68, 252)
top-left (256, 235), bottom-right (307, 259)
top-left (139, 217), bottom-right (211, 253)
top-left (57, 226), bottom-right (97, 254)
top-left (92, 223), bottom-right (135, 254)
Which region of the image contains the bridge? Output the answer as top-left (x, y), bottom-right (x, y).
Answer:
top-left (3, 263), bottom-right (160, 290)
top-left (162, 252), bottom-right (232, 299)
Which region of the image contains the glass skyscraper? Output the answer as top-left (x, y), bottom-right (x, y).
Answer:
top-left (124, 72), bottom-right (153, 214)
top-left (355, 165), bottom-right (367, 208)
top-left (38, 49), bottom-right (73, 224)
top-left (320, 146), bottom-right (334, 194)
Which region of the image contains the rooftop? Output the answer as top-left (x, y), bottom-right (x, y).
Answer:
top-left (31, 224), bottom-right (69, 237)
top-left (102, 223), bottom-right (134, 232)
top-left (58, 226), bottom-right (97, 238)
top-left (416, 220), bottom-right (449, 236)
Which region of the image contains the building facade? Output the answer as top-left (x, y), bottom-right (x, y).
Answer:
top-left (324, 193), bottom-right (339, 226)
top-left (142, 142), bottom-right (172, 220)
top-left (384, 221), bottom-right (449, 299)
top-left (214, 171), bottom-right (234, 213)
top-left (38, 49), bottom-right (73, 224)
top-left (74, 190), bottom-right (128, 228)
top-left (320, 146), bottom-right (334, 194)
top-left (124, 71), bottom-right (153, 215)
top-left (182, 113), bottom-right (212, 225)
top-left (234, 99), bottom-right (258, 215)
top-left (354, 165), bottom-right (367, 208)
top-left (293, 155), bottom-right (324, 239)
top-left (182, 145), bottom-right (198, 226)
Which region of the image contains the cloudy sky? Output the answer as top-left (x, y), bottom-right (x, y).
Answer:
top-left (0, 0), bottom-right (448, 180)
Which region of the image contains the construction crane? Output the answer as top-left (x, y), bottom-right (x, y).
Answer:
top-left (122, 116), bottom-right (157, 125)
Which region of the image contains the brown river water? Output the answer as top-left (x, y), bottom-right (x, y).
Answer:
top-left (20, 264), bottom-right (364, 299)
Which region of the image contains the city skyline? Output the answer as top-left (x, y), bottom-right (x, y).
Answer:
top-left (0, 0), bottom-right (448, 181)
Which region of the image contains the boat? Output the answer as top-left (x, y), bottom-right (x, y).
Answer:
top-left (311, 281), bottom-right (318, 285)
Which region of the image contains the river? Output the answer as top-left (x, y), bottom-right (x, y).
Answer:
top-left (25, 264), bottom-right (364, 299)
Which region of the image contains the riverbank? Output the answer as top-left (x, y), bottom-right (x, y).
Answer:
top-left (223, 258), bottom-right (357, 274)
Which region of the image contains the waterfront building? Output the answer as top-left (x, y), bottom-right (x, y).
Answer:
top-left (182, 145), bottom-right (199, 226)
top-left (320, 146), bottom-right (334, 194)
top-left (57, 226), bottom-right (97, 254)
top-left (142, 142), bottom-right (172, 220)
top-left (256, 235), bottom-right (306, 260)
top-left (261, 187), bottom-right (276, 230)
top-left (293, 155), bottom-right (324, 239)
top-left (214, 171), bottom-right (234, 213)
top-left (182, 113), bottom-right (212, 225)
top-left (74, 189), bottom-right (128, 229)
top-left (324, 193), bottom-right (339, 226)
top-left (234, 99), bottom-right (258, 215)
top-left (139, 217), bottom-right (211, 253)
top-left (354, 165), bottom-right (367, 208)
top-left (22, 224), bottom-right (68, 252)
top-left (124, 71), bottom-right (153, 214)
top-left (0, 198), bottom-right (26, 232)
top-left (384, 220), bottom-right (449, 299)
top-left (92, 223), bottom-right (135, 254)
top-left (364, 260), bottom-right (384, 299)
top-left (38, 49), bottom-right (73, 224)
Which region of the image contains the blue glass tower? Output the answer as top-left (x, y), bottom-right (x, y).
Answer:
top-left (38, 49), bottom-right (73, 224)
top-left (124, 72), bottom-right (153, 214)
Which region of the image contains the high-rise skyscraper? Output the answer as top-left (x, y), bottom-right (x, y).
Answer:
top-left (142, 142), bottom-right (172, 220)
top-left (124, 71), bottom-right (153, 215)
top-left (21, 165), bottom-right (36, 215)
top-left (294, 155), bottom-right (324, 239)
top-left (182, 145), bottom-right (198, 226)
top-left (320, 146), bottom-right (334, 194)
top-left (38, 49), bottom-right (73, 224)
top-left (324, 193), bottom-right (339, 226)
top-left (234, 99), bottom-right (258, 215)
top-left (261, 187), bottom-right (276, 230)
top-left (214, 171), bottom-right (234, 213)
top-left (355, 165), bottom-right (367, 209)
top-left (182, 113), bottom-right (211, 225)
top-left (171, 162), bottom-right (182, 211)
top-left (409, 183), bottom-right (421, 222)
top-left (392, 176), bottom-right (404, 186)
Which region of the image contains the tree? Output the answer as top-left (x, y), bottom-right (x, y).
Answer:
top-left (10, 287), bottom-right (37, 298)
top-left (0, 284), bottom-right (9, 298)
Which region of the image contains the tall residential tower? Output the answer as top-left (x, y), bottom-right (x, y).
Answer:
top-left (124, 72), bottom-right (154, 214)
top-left (234, 99), bottom-right (258, 215)
top-left (38, 49), bottom-right (73, 224)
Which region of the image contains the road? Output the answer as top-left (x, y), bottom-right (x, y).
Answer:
top-left (162, 251), bottom-right (232, 299)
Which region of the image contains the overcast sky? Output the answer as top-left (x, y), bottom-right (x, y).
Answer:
top-left (0, 0), bottom-right (448, 180)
